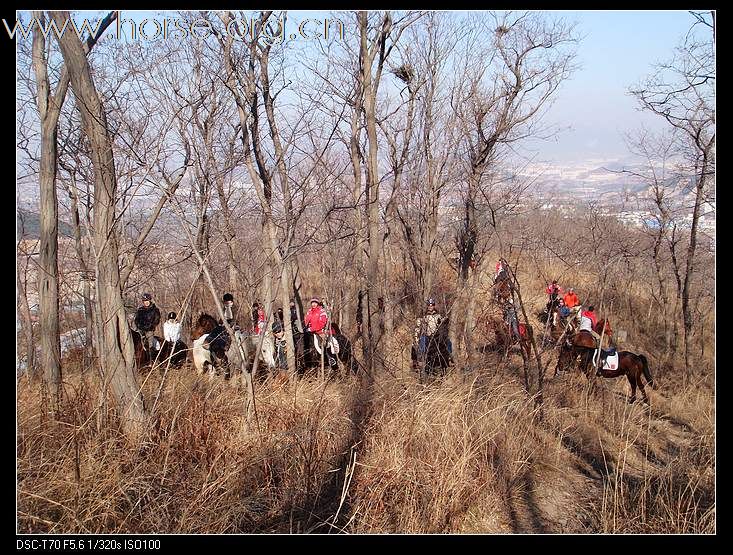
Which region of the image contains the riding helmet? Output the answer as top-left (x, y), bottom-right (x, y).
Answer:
top-left (223, 293), bottom-right (234, 302)
top-left (142, 292), bottom-right (152, 301)
top-left (427, 298), bottom-right (436, 305)
top-left (167, 312), bottom-right (177, 320)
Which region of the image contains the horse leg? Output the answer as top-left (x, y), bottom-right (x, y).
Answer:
top-left (637, 373), bottom-right (649, 404)
top-left (555, 348), bottom-right (569, 377)
top-left (627, 374), bottom-right (637, 404)
top-left (581, 351), bottom-right (592, 379)
top-left (223, 356), bottom-right (231, 380)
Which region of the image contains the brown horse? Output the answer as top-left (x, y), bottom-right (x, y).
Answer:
top-left (130, 326), bottom-right (163, 370)
top-left (554, 320), bottom-right (655, 403)
top-left (597, 351), bottom-right (655, 403)
top-left (157, 339), bottom-right (188, 368)
top-left (554, 319), bottom-right (612, 375)
top-left (482, 310), bottom-right (533, 359)
top-left (493, 277), bottom-right (512, 303)
top-left (192, 312), bottom-right (218, 340)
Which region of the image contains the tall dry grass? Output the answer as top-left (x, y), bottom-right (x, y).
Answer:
top-left (17, 338), bottom-right (715, 533)
top-left (17, 257), bottom-right (714, 533)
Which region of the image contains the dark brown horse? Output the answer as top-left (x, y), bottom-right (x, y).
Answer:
top-left (554, 319), bottom-right (612, 375)
top-left (597, 351), bottom-right (655, 403)
top-left (296, 322), bottom-right (356, 376)
top-left (554, 320), bottom-right (655, 403)
top-left (192, 312), bottom-right (218, 340)
top-left (493, 277), bottom-right (512, 303)
top-left (411, 316), bottom-right (452, 380)
top-left (130, 326), bottom-right (163, 370)
top-left (481, 309), bottom-right (533, 360)
top-left (157, 339), bottom-right (188, 368)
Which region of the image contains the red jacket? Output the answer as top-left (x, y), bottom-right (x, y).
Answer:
top-left (253, 308), bottom-right (266, 334)
top-left (546, 283), bottom-right (563, 296)
top-left (581, 309), bottom-right (597, 329)
top-left (304, 306), bottom-right (328, 334)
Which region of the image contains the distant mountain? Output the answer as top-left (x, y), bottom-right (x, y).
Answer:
top-left (17, 209), bottom-right (75, 239)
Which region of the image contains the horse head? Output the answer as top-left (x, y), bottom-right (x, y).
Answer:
top-left (595, 318), bottom-right (613, 337)
top-left (192, 312), bottom-right (218, 340)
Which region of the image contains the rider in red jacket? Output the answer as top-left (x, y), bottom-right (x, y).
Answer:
top-left (304, 298), bottom-right (328, 334)
top-left (581, 306), bottom-right (598, 329)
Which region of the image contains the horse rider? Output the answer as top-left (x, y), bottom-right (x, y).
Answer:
top-left (414, 298), bottom-right (454, 368)
top-left (272, 321), bottom-right (288, 370)
top-left (305, 297), bottom-right (338, 365)
top-left (163, 311), bottom-right (181, 345)
top-left (562, 287), bottom-right (581, 321)
top-left (134, 292), bottom-right (161, 353)
top-left (494, 259), bottom-right (507, 283)
top-left (503, 297), bottom-right (521, 341)
top-left (579, 305), bottom-right (602, 345)
top-left (223, 293), bottom-right (238, 328)
top-left (545, 279), bottom-right (563, 312)
top-left (304, 297), bottom-right (328, 335)
top-left (252, 302), bottom-right (266, 335)
top-left (563, 287), bottom-right (579, 310)
top-left (555, 298), bottom-right (571, 328)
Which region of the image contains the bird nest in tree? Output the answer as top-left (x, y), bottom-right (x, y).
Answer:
top-left (393, 64), bottom-right (414, 85)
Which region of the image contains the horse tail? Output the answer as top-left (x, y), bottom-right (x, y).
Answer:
top-left (639, 354), bottom-right (655, 389)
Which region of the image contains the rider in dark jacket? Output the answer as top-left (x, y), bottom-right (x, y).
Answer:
top-left (134, 293), bottom-right (161, 351)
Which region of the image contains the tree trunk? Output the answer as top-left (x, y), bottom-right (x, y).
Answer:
top-left (32, 12), bottom-right (62, 410)
top-left (16, 258), bottom-right (38, 379)
top-left (360, 11), bottom-right (385, 374)
top-left (681, 151), bottom-right (710, 382)
top-left (53, 11), bottom-right (148, 439)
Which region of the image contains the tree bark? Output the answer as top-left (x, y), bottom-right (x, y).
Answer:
top-left (32, 11), bottom-right (62, 410)
top-left (52, 10), bottom-right (148, 439)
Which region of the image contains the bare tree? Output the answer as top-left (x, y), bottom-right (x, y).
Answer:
top-left (357, 10), bottom-right (422, 373)
top-left (630, 11), bottom-right (715, 380)
top-left (51, 10), bottom-right (148, 439)
top-left (448, 12), bottom-right (577, 354)
top-left (30, 10), bottom-right (118, 410)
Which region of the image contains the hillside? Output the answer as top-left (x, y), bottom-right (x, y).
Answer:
top-left (16, 265), bottom-right (715, 534)
top-left (16, 209), bottom-right (76, 240)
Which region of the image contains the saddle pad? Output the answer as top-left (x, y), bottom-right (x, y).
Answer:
top-left (603, 353), bottom-right (619, 371)
top-left (518, 323), bottom-right (526, 337)
top-left (314, 334), bottom-right (340, 355)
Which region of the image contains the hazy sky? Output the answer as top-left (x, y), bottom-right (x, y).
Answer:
top-left (21, 9), bottom-right (706, 165)
top-left (535, 10), bottom-right (703, 162)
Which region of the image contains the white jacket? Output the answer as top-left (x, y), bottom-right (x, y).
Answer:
top-left (163, 321), bottom-right (181, 343)
top-left (579, 316), bottom-right (593, 333)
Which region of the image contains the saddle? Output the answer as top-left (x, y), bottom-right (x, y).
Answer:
top-left (599, 347), bottom-right (617, 369)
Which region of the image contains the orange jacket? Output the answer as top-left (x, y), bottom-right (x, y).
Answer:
top-left (563, 292), bottom-right (579, 308)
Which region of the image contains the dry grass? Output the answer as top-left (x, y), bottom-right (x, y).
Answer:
top-left (17, 261), bottom-right (714, 534)
top-left (17, 341), bottom-right (715, 533)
